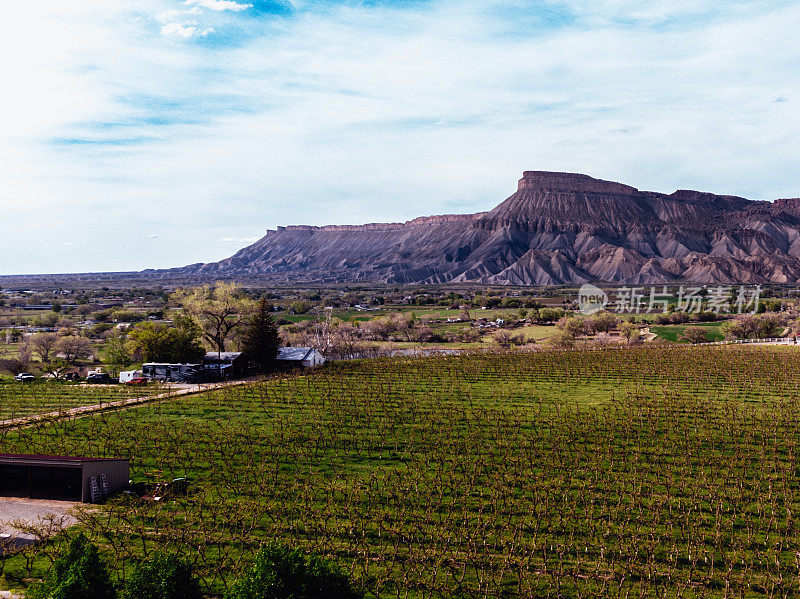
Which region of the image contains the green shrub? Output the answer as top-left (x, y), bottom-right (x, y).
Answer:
top-left (225, 544), bottom-right (362, 599)
top-left (26, 534), bottom-right (115, 599)
top-left (124, 552), bottom-right (202, 599)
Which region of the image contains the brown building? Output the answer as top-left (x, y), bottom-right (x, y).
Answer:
top-left (0, 454), bottom-right (129, 503)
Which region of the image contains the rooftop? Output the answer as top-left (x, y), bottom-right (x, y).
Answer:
top-left (276, 347), bottom-right (315, 361)
top-left (0, 453), bottom-right (127, 465)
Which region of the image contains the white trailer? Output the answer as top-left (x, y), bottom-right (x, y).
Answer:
top-left (119, 370), bottom-right (142, 383)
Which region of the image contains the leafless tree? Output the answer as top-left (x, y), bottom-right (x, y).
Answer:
top-left (30, 332), bottom-right (59, 363)
top-left (56, 335), bottom-right (94, 364)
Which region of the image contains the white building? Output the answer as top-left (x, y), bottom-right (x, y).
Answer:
top-left (276, 347), bottom-right (326, 368)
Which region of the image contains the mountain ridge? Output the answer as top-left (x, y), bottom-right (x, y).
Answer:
top-left (175, 170), bottom-right (800, 285)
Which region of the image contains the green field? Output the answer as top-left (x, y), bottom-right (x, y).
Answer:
top-left (0, 380), bottom-right (165, 420)
top-left (3, 346), bottom-right (800, 597)
top-left (651, 322), bottom-right (725, 342)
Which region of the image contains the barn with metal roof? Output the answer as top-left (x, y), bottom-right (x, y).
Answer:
top-left (0, 454), bottom-right (129, 503)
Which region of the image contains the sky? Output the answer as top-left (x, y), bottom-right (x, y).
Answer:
top-left (1, 0), bottom-right (799, 275)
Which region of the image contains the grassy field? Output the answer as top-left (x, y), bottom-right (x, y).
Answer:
top-left (480, 323), bottom-right (556, 344)
top-left (0, 380), bottom-right (165, 420)
top-left (3, 346), bottom-right (800, 597)
top-left (651, 322), bottom-right (725, 342)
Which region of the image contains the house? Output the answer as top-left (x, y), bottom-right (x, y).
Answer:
top-left (0, 453), bottom-right (129, 503)
top-left (203, 351), bottom-right (248, 380)
top-left (276, 347), bottom-right (326, 368)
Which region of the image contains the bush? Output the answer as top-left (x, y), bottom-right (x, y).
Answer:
top-left (226, 544), bottom-right (363, 599)
top-left (692, 310), bottom-right (717, 322)
top-left (0, 357), bottom-right (29, 376)
top-left (124, 552), bottom-right (202, 599)
top-left (26, 534), bottom-right (115, 599)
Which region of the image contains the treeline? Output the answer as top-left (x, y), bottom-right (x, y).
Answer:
top-left (110, 285), bottom-right (280, 373)
top-left (0, 283), bottom-right (281, 377)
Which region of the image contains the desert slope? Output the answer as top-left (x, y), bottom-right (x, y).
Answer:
top-left (180, 171), bottom-right (800, 285)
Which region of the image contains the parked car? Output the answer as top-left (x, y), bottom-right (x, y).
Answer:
top-left (86, 372), bottom-right (111, 384)
top-left (14, 372), bottom-right (35, 382)
top-left (125, 377), bottom-right (150, 386)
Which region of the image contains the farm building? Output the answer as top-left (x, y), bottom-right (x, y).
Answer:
top-left (203, 351), bottom-right (248, 380)
top-left (142, 363), bottom-right (203, 383)
top-left (276, 347), bottom-right (326, 368)
top-left (0, 454), bottom-right (129, 503)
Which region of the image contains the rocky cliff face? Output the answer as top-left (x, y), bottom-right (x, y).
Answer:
top-left (181, 171), bottom-right (800, 285)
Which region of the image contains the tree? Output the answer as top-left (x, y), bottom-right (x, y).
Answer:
top-left (31, 312), bottom-right (60, 328)
top-left (240, 297), bottom-right (280, 373)
top-left (105, 332), bottom-right (132, 376)
top-left (225, 544), bottom-right (363, 599)
top-left (56, 336), bottom-right (94, 364)
top-left (126, 322), bottom-right (205, 364)
top-left (668, 311), bottom-right (690, 324)
top-left (548, 329), bottom-right (575, 348)
top-left (721, 313), bottom-right (787, 340)
top-left (587, 311), bottom-right (619, 334)
top-left (111, 310), bottom-right (145, 323)
top-left (679, 327), bottom-right (710, 344)
top-left (26, 534), bottom-right (115, 599)
top-left (619, 321), bottom-right (641, 344)
top-left (124, 552), bottom-right (202, 599)
top-left (30, 332), bottom-right (59, 363)
top-left (172, 283), bottom-right (253, 357)
top-left (537, 308), bottom-right (565, 323)
top-left (493, 329), bottom-right (514, 348)
top-left (556, 316), bottom-right (588, 337)
top-left (289, 300), bottom-right (313, 315)
top-left (42, 358), bottom-right (71, 378)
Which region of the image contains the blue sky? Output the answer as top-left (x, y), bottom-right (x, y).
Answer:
top-left (1, 0), bottom-right (799, 274)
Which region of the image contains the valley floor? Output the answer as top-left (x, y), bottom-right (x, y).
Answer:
top-left (2, 345), bottom-right (800, 597)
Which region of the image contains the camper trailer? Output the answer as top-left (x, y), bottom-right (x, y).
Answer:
top-left (118, 370), bottom-right (143, 384)
top-left (142, 363), bottom-right (203, 383)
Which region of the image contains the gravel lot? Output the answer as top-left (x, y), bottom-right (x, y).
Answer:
top-left (0, 497), bottom-right (77, 545)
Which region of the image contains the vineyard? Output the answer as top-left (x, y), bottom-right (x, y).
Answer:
top-left (3, 346), bottom-right (800, 597)
top-left (0, 380), bottom-right (165, 421)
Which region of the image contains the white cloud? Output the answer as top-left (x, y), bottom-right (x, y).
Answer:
top-left (1, 0), bottom-right (800, 274)
top-left (161, 21), bottom-right (214, 38)
top-left (185, 0), bottom-right (252, 12)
